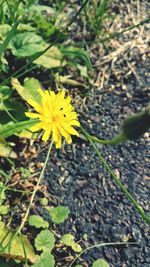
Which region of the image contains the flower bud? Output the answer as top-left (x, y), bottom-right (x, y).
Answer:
top-left (121, 105), bottom-right (150, 140)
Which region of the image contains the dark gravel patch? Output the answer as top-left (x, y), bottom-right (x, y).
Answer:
top-left (40, 74), bottom-right (150, 267)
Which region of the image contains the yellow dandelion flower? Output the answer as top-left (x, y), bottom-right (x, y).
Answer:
top-left (25, 89), bottom-right (80, 148)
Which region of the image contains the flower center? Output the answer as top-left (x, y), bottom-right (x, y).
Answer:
top-left (52, 114), bottom-right (59, 122)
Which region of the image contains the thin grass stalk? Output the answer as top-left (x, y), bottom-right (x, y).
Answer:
top-left (0, 17), bottom-right (21, 59)
top-left (69, 241), bottom-right (136, 267)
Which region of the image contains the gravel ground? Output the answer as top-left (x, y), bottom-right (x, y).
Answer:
top-left (39, 3), bottom-right (150, 264)
top-left (40, 72), bottom-right (150, 267)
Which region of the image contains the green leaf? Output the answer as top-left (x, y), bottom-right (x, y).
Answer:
top-left (0, 86), bottom-right (12, 100)
top-left (55, 74), bottom-right (85, 87)
top-left (17, 23), bottom-right (35, 32)
top-left (74, 265), bottom-right (83, 267)
top-left (35, 230), bottom-right (55, 252)
top-left (19, 167), bottom-right (31, 179)
top-left (0, 258), bottom-right (21, 267)
top-left (49, 206), bottom-right (70, 224)
top-left (0, 205), bottom-right (9, 215)
top-left (34, 46), bottom-right (66, 69)
top-left (0, 182), bottom-right (6, 204)
top-left (0, 24), bottom-right (11, 41)
top-left (61, 234), bottom-right (74, 246)
top-left (28, 5), bottom-right (54, 16)
top-left (0, 224), bottom-right (36, 263)
top-left (71, 242), bottom-right (82, 253)
top-left (61, 46), bottom-right (92, 72)
top-left (32, 251), bottom-right (55, 267)
top-left (28, 215), bottom-right (49, 229)
top-left (61, 234), bottom-right (82, 252)
top-left (92, 259), bottom-right (109, 267)
top-left (40, 197), bottom-right (48, 206)
top-left (0, 19), bottom-right (20, 59)
top-left (10, 32), bottom-right (45, 58)
top-left (11, 78), bottom-right (41, 104)
top-left (77, 64), bottom-right (88, 77)
top-left (121, 105), bottom-right (150, 140)
top-left (0, 99), bottom-right (26, 115)
top-left (0, 119), bottom-right (37, 139)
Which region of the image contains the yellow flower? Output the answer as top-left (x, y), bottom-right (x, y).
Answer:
top-left (25, 89), bottom-right (80, 148)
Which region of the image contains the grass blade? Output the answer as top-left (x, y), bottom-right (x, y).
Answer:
top-left (0, 17), bottom-right (21, 59)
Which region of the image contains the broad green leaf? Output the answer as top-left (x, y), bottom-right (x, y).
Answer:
top-left (0, 205), bottom-right (9, 215)
top-left (0, 142), bottom-right (17, 159)
top-left (61, 234), bottom-right (74, 246)
top-left (19, 129), bottom-right (38, 139)
top-left (0, 19), bottom-right (20, 59)
top-left (40, 197), bottom-right (48, 206)
top-left (71, 242), bottom-right (82, 253)
top-left (0, 119), bottom-right (37, 139)
top-left (34, 46), bottom-right (66, 69)
top-left (17, 24), bottom-right (35, 32)
top-left (49, 206), bottom-right (70, 224)
top-left (0, 25), bottom-right (11, 41)
top-left (92, 259), bottom-right (109, 267)
top-left (11, 78), bottom-right (41, 103)
top-left (0, 221), bottom-right (5, 228)
top-left (35, 230), bottom-right (55, 252)
top-left (10, 32), bottom-right (45, 58)
top-left (75, 265), bottom-right (83, 267)
top-left (0, 86), bottom-right (11, 100)
top-left (0, 224), bottom-right (36, 263)
top-left (28, 215), bottom-right (49, 229)
top-left (61, 234), bottom-right (82, 252)
top-left (28, 5), bottom-right (54, 15)
top-left (32, 251), bottom-right (55, 267)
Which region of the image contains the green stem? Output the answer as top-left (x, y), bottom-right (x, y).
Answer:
top-left (84, 129), bottom-right (126, 145)
top-left (76, 17), bottom-right (150, 46)
top-left (69, 241), bottom-right (136, 267)
top-left (16, 141), bottom-right (53, 235)
top-left (2, 101), bottom-right (18, 123)
top-left (80, 125), bottom-right (150, 225)
top-left (5, 187), bottom-right (32, 194)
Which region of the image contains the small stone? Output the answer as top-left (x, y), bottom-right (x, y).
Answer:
top-left (132, 226), bottom-right (142, 242)
top-left (143, 175), bottom-right (150, 181)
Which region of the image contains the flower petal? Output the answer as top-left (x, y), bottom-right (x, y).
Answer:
top-left (42, 127), bottom-right (52, 141)
top-left (70, 120), bottom-right (80, 127)
top-left (25, 112), bottom-right (40, 118)
top-left (57, 125), bottom-right (72, 144)
top-left (52, 125), bottom-right (59, 142)
top-left (55, 136), bottom-right (62, 148)
top-left (27, 99), bottom-right (42, 113)
top-left (30, 122), bottom-right (43, 132)
top-left (64, 125), bottom-right (79, 137)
